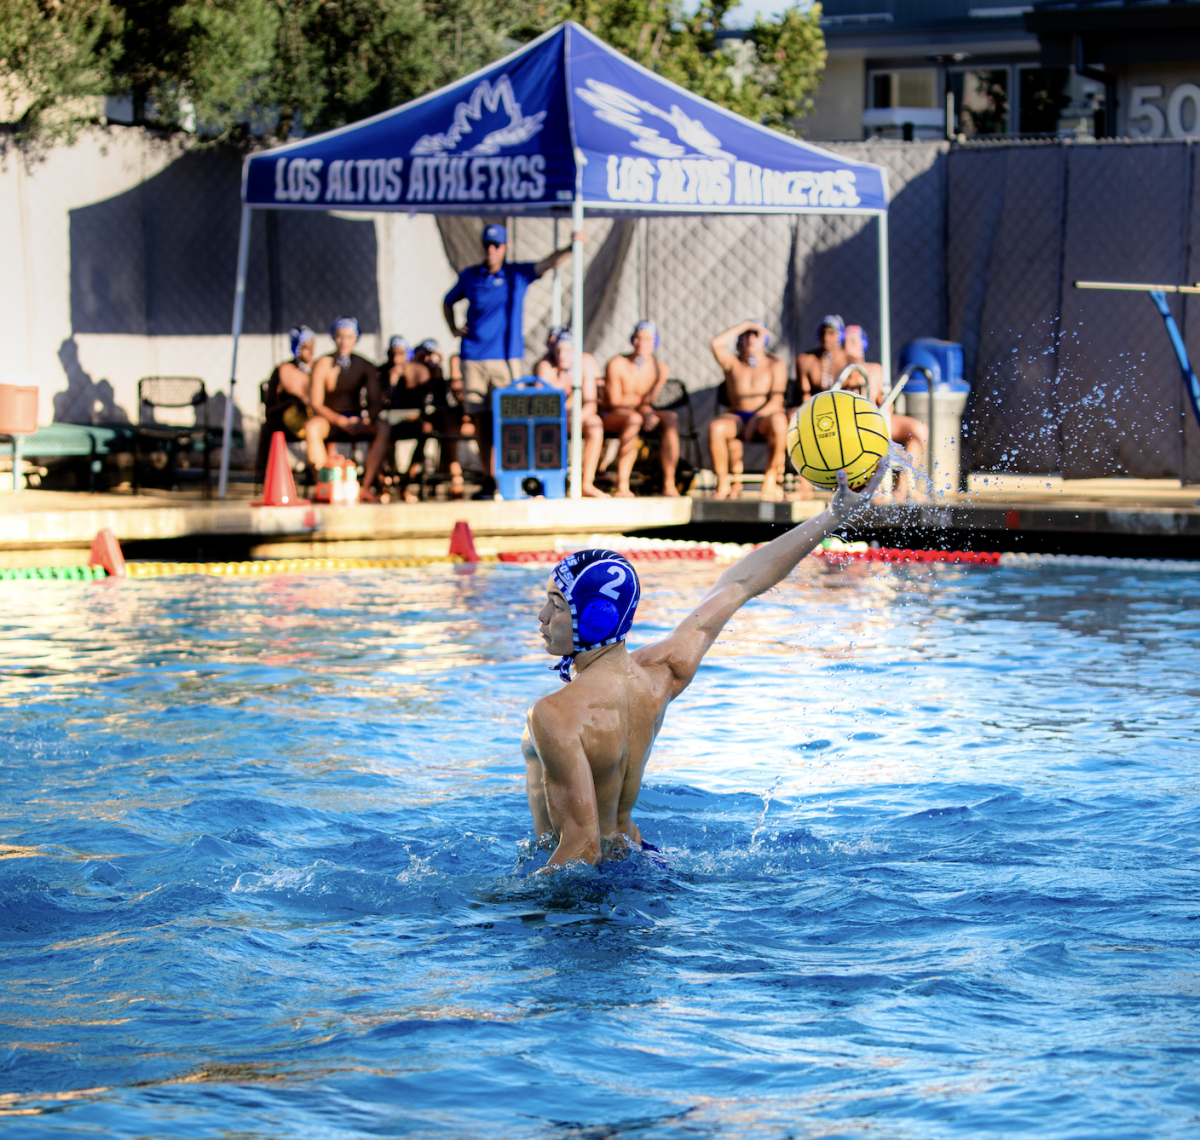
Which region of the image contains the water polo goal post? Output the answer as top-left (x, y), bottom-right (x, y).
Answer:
top-left (1074, 280), bottom-right (1200, 430)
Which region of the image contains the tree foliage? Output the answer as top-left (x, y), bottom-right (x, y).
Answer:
top-left (109, 0), bottom-right (550, 141)
top-left (0, 0), bottom-right (121, 143)
top-left (0, 0), bottom-right (824, 146)
top-left (560, 0), bottom-right (825, 131)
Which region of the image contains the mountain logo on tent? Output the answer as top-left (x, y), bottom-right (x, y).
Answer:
top-left (412, 76), bottom-right (546, 157)
top-left (575, 79), bottom-right (735, 161)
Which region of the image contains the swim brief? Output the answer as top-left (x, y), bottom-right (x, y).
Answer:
top-left (281, 404), bottom-right (312, 440)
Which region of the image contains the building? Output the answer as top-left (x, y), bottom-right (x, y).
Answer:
top-left (1024, 0), bottom-right (1200, 140)
top-left (803, 1), bottom-right (1071, 141)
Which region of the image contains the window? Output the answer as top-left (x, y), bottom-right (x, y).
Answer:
top-left (1018, 66), bottom-right (1070, 134)
top-left (873, 72), bottom-right (893, 109)
top-left (950, 69), bottom-right (1010, 135)
top-left (870, 70), bottom-right (937, 110)
top-left (898, 71), bottom-right (937, 109)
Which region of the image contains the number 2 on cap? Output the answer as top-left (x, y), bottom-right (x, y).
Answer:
top-left (598, 566), bottom-right (626, 600)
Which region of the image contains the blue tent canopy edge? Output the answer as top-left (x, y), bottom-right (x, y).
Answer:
top-left (242, 22), bottom-right (888, 217)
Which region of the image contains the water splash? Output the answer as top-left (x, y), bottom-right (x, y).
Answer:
top-left (882, 440), bottom-right (937, 503)
top-left (748, 774), bottom-right (782, 853)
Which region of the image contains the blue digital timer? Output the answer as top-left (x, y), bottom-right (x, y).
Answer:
top-left (491, 378), bottom-right (567, 499)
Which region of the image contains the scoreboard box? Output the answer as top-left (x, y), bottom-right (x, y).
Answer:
top-left (491, 378), bottom-right (567, 499)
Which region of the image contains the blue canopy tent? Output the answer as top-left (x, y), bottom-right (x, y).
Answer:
top-left (222, 20), bottom-right (891, 498)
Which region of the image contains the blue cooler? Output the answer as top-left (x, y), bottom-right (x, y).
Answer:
top-left (896, 339), bottom-right (969, 495)
top-left (897, 339), bottom-right (967, 393)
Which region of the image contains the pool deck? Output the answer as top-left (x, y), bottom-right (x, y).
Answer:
top-left (694, 476), bottom-right (1200, 549)
top-left (1, 475), bottom-right (1198, 565)
top-left (0, 490), bottom-right (694, 565)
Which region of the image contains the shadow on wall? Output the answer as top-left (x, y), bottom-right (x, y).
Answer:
top-left (69, 149), bottom-right (381, 337)
top-left (54, 336), bottom-right (128, 424)
top-left (54, 334), bottom-right (247, 448)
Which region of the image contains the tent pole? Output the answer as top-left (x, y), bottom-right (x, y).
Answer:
top-left (551, 218), bottom-right (562, 328)
top-left (219, 204), bottom-right (252, 499)
top-left (878, 211), bottom-right (891, 397)
top-left (569, 196), bottom-right (584, 499)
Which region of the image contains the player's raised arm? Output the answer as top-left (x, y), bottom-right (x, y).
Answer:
top-left (710, 320), bottom-right (756, 370)
top-left (640, 464), bottom-right (887, 698)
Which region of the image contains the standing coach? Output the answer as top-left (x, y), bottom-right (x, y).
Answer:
top-left (443, 223), bottom-right (578, 498)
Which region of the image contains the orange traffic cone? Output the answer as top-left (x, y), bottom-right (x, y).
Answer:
top-left (88, 527), bottom-right (126, 578)
top-left (253, 431), bottom-right (309, 507)
top-left (449, 520), bottom-right (479, 562)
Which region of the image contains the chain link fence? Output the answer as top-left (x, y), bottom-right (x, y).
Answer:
top-left (950, 137), bottom-right (1200, 480)
top-left (41, 131), bottom-right (1200, 480)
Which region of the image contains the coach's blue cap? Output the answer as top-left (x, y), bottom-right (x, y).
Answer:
top-left (482, 223), bottom-right (508, 246)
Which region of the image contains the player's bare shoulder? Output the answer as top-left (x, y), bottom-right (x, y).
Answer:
top-left (529, 683), bottom-right (578, 733)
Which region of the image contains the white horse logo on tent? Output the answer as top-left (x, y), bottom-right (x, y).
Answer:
top-left (574, 79), bottom-right (735, 161)
top-left (412, 76), bottom-right (546, 156)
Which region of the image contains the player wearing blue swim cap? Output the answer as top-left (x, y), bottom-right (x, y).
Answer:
top-left (547, 549), bottom-right (641, 682)
top-left (708, 319), bottom-right (788, 503)
top-left (523, 468), bottom-right (890, 869)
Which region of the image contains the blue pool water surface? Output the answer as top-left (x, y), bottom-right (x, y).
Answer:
top-left (1, 559), bottom-right (1198, 1138)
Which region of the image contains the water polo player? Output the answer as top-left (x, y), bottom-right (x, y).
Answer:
top-left (522, 459), bottom-right (889, 869)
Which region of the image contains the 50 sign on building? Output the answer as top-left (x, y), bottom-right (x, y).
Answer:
top-left (1129, 83), bottom-right (1200, 139)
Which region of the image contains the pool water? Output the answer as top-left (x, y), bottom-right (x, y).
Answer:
top-left (1, 559), bottom-right (1198, 1139)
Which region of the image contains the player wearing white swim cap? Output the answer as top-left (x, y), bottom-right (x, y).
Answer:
top-left (523, 460), bottom-right (890, 870)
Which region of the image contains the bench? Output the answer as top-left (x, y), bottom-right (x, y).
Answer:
top-left (0, 423), bottom-right (136, 491)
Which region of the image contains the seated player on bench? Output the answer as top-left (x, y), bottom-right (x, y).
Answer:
top-left (602, 321), bottom-right (680, 498)
top-left (795, 314), bottom-right (858, 400)
top-left (311, 317), bottom-right (391, 502)
top-left (535, 329), bottom-right (607, 498)
top-left (707, 320), bottom-right (788, 502)
top-left (264, 326), bottom-right (328, 474)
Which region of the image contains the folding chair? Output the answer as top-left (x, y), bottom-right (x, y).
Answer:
top-left (133, 377), bottom-right (212, 496)
top-left (651, 378), bottom-right (702, 470)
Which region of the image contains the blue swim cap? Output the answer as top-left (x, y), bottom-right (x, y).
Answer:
top-left (331, 316), bottom-right (359, 338)
top-left (820, 314), bottom-right (845, 344)
top-left (550, 549), bottom-right (641, 682)
top-left (289, 325), bottom-right (315, 358)
top-left (632, 320), bottom-right (659, 349)
top-left (737, 321), bottom-right (771, 348)
top-left (389, 335), bottom-right (411, 360)
top-left (482, 223), bottom-right (508, 246)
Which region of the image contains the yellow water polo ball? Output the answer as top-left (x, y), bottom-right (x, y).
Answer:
top-left (788, 390), bottom-right (889, 490)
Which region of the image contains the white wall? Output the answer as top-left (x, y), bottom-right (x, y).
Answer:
top-left (0, 127), bottom-right (456, 433)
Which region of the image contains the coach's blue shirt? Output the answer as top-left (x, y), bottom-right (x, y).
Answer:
top-left (444, 262), bottom-right (538, 362)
